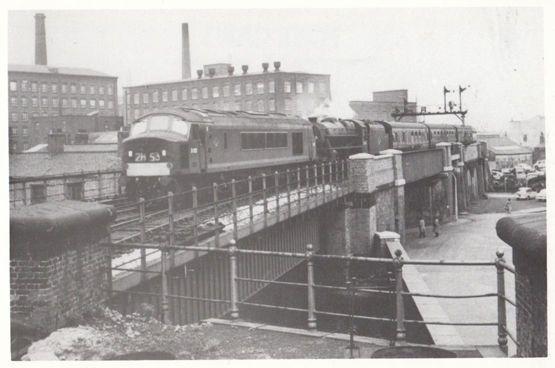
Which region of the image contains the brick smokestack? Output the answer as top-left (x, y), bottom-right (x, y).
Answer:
top-left (181, 23), bottom-right (191, 80)
top-left (35, 13), bottom-right (47, 65)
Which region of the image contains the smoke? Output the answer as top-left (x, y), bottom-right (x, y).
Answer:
top-left (307, 97), bottom-right (354, 119)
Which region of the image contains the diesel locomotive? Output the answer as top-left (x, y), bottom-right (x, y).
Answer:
top-left (121, 107), bottom-right (476, 198)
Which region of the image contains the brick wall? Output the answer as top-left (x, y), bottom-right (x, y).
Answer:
top-left (10, 201), bottom-right (114, 333)
top-left (513, 248), bottom-right (547, 357)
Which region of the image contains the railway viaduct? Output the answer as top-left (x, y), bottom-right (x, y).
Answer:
top-left (10, 141), bottom-right (488, 336)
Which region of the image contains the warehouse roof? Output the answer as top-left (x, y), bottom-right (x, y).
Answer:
top-left (489, 145), bottom-right (532, 155)
top-left (8, 64), bottom-right (116, 78)
top-left (10, 151), bottom-right (121, 179)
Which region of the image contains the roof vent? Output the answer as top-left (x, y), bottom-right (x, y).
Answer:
top-left (273, 61), bottom-right (281, 72)
top-left (227, 65), bottom-right (234, 76)
top-left (197, 69), bottom-right (203, 79)
top-left (208, 68), bottom-right (216, 78)
top-left (242, 65), bottom-right (248, 74)
top-left (262, 62), bottom-right (269, 72)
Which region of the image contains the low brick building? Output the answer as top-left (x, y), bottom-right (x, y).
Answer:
top-left (349, 90), bottom-right (417, 122)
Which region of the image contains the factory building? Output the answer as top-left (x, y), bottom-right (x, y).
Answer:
top-left (349, 89), bottom-right (417, 122)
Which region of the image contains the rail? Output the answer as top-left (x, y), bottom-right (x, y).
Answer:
top-left (104, 238), bottom-right (517, 354)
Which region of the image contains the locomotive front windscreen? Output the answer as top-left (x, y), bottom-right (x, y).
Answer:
top-left (130, 114), bottom-right (191, 139)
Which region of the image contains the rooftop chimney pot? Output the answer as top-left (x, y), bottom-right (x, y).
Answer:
top-left (262, 62), bottom-right (269, 72)
top-left (227, 65), bottom-right (235, 76)
top-left (197, 69), bottom-right (203, 79)
top-left (273, 61), bottom-right (281, 72)
top-left (47, 131), bottom-right (65, 155)
top-left (242, 65), bottom-right (248, 74)
top-left (208, 68), bottom-right (216, 78)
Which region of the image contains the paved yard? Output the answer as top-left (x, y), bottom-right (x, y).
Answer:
top-left (403, 199), bottom-right (544, 355)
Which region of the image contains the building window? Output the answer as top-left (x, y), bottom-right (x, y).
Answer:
top-left (11, 113), bottom-right (18, 122)
top-left (200, 87), bottom-right (207, 99)
top-left (191, 88), bottom-right (199, 100)
top-left (80, 85), bottom-right (86, 94)
top-left (213, 86), bottom-right (220, 98)
top-left (172, 89), bottom-right (178, 101)
top-left (234, 101), bottom-right (242, 110)
top-left (245, 100), bottom-right (252, 111)
top-left (31, 82), bottom-right (38, 92)
top-left (269, 99), bottom-right (275, 111)
top-left (52, 98), bottom-right (58, 107)
top-left (268, 81), bottom-right (275, 93)
top-left (319, 82), bottom-right (326, 93)
top-left (89, 85), bottom-right (95, 94)
top-left (71, 98), bottom-right (78, 108)
top-left (71, 84), bottom-right (77, 93)
top-left (133, 93), bottom-right (140, 105)
top-left (41, 83), bottom-right (48, 93)
top-left (90, 99), bottom-right (96, 107)
top-left (308, 82), bottom-right (315, 93)
top-left (99, 86), bottom-right (104, 94)
top-left (234, 84), bottom-right (241, 96)
top-left (41, 97), bottom-right (48, 107)
top-left (80, 99), bottom-right (87, 108)
top-left (162, 90), bottom-right (168, 102)
top-left (62, 98), bottom-right (68, 107)
top-left (66, 182), bottom-right (84, 201)
top-left (284, 98), bottom-right (292, 112)
top-left (32, 97), bottom-right (38, 107)
top-left (152, 91), bottom-right (159, 103)
top-left (257, 100), bottom-right (264, 112)
top-left (256, 82), bottom-right (264, 94)
top-left (22, 127), bottom-right (28, 136)
top-left (284, 81), bottom-right (291, 93)
top-left (134, 109), bottom-right (140, 119)
top-left (182, 89), bottom-right (188, 100)
top-left (9, 81), bottom-right (17, 91)
top-left (99, 99), bottom-right (105, 108)
top-left (21, 97), bottom-right (28, 107)
top-left (108, 101), bottom-right (114, 109)
top-left (51, 83), bottom-right (58, 93)
top-left (10, 97), bottom-right (17, 106)
top-left (143, 93), bottom-right (149, 104)
top-left (108, 85), bottom-right (114, 95)
top-left (21, 112), bottom-right (28, 121)
top-left (245, 83), bottom-right (253, 95)
top-left (21, 80), bottom-right (29, 91)
top-left (296, 82), bottom-right (303, 93)
top-left (31, 184), bottom-right (47, 204)
top-left (61, 84), bottom-right (67, 93)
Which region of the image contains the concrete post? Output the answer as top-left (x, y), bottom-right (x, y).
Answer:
top-left (393, 248), bottom-right (406, 345)
top-left (306, 243), bottom-right (317, 330)
top-left (229, 240), bottom-right (239, 319)
top-left (379, 149), bottom-right (405, 244)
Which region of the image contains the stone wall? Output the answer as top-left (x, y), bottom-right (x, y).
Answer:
top-left (10, 201), bottom-right (115, 332)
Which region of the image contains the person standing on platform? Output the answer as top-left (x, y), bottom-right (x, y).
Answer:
top-left (505, 198), bottom-right (512, 214)
top-left (418, 216), bottom-right (426, 238)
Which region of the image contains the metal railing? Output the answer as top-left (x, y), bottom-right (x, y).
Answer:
top-left (109, 160), bottom-right (352, 272)
top-left (104, 238), bottom-right (517, 354)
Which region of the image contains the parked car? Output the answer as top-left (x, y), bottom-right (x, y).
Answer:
top-left (534, 160), bottom-right (546, 171)
top-left (515, 163), bottom-right (533, 173)
top-left (536, 189), bottom-right (546, 202)
top-left (515, 187), bottom-right (537, 200)
top-left (491, 170), bottom-right (503, 180)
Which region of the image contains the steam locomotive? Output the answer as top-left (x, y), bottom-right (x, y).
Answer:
top-left (121, 107), bottom-right (476, 198)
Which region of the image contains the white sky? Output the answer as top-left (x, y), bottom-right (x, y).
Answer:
top-left (7, 7), bottom-right (544, 131)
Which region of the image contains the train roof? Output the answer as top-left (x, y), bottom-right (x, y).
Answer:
top-left (380, 121), bottom-right (428, 129)
top-left (134, 107), bottom-right (311, 129)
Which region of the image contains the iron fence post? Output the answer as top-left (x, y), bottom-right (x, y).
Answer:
top-left (168, 191), bottom-right (175, 268)
top-left (306, 243), bottom-right (317, 330)
top-left (322, 162), bottom-right (326, 203)
top-left (305, 166), bottom-right (310, 210)
top-left (97, 170), bottom-right (103, 200)
top-left (262, 174), bottom-right (268, 228)
top-left (229, 240), bottom-right (239, 319)
top-left (106, 227), bottom-right (113, 303)
top-left (213, 183), bottom-right (220, 247)
top-left (248, 176), bottom-right (254, 234)
top-left (296, 167), bottom-right (301, 212)
top-left (139, 197), bottom-right (147, 281)
top-left (393, 249), bottom-right (406, 345)
top-left (496, 250), bottom-right (508, 355)
top-left (22, 182), bottom-right (27, 206)
top-left (232, 179), bottom-right (238, 240)
top-left (275, 171), bottom-right (280, 222)
top-left (313, 164), bottom-right (318, 201)
top-left (286, 168), bottom-right (291, 218)
top-left (161, 236), bottom-right (170, 324)
top-left (192, 186), bottom-right (198, 247)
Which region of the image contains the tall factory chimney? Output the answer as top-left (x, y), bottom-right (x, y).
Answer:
top-left (34, 13), bottom-right (47, 65)
top-left (181, 23), bottom-right (191, 80)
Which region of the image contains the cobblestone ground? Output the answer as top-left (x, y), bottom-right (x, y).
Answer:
top-left (403, 197), bottom-right (545, 355)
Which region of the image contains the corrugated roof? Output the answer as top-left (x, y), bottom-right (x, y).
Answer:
top-left (8, 64), bottom-right (116, 78)
top-left (10, 152), bottom-right (121, 178)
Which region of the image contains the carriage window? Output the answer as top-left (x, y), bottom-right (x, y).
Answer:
top-left (266, 133), bottom-right (287, 148)
top-left (171, 120), bottom-right (191, 138)
top-left (148, 115), bottom-right (170, 131)
top-left (130, 120), bottom-right (147, 136)
top-left (241, 133), bottom-right (265, 149)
